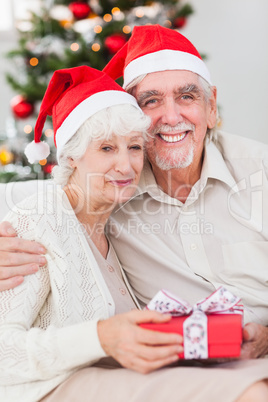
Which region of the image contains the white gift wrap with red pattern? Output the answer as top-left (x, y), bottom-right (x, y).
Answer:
top-left (146, 287), bottom-right (244, 359)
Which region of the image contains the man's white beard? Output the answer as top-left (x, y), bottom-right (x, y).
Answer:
top-left (148, 122), bottom-right (196, 171)
top-left (154, 143), bottom-right (194, 170)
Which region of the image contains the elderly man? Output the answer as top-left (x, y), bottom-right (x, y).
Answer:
top-left (102, 24), bottom-right (268, 359)
top-left (0, 25), bottom-right (268, 401)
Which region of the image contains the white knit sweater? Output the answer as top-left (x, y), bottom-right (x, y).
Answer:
top-left (0, 185), bottom-right (129, 402)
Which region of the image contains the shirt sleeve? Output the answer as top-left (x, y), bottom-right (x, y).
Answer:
top-left (0, 210), bottom-right (107, 386)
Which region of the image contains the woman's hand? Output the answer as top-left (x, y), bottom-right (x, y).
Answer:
top-left (0, 221), bottom-right (47, 291)
top-left (97, 310), bottom-right (183, 374)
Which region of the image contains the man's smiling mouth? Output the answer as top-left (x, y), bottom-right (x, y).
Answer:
top-left (158, 131), bottom-right (189, 143)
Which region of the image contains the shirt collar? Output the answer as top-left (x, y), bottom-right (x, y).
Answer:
top-left (200, 138), bottom-right (237, 190)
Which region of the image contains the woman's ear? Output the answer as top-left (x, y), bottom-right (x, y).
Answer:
top-left (207, 86), bottom-right (217, 129)
top-left (68, 157), bottom-right (76, 169)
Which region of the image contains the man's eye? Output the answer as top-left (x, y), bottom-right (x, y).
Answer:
top-left (181, 94), bottom-right (193, 101)
top-left (145, 99), bottom-right (157, 105)
top-left (141, 98), bottom-right (158, 108)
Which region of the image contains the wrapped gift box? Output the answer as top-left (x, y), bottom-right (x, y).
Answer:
top-left (140, 313), bottom-right (243, 359)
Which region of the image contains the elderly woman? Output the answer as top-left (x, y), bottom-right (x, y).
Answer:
top-left (0, 67), bottom-right (182, 402)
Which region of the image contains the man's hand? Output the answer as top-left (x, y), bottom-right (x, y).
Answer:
top-left (240, 322), bottom-right (268, 359)
top-left (98, 310), bottom-right (183, 374)
top-left (0, 221), bottom-right (47, 291)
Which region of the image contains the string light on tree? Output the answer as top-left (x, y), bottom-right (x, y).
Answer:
top-left (70, 42), bottom-right (80, 51)
top-left (39, 159), bottom-right (47, 166)
top-left (94, 25), bottom-right (102, 34)
top-left (24, 125), bottom-right (33, 134)
top-left (0, 148), bottom-right (14, 165)
top-left (111, 7), bottom-right (120, 15)
top-left (92, 43), bottom-right (100, 52)
top-left (103, 14), bottom-right (112, 22)
top-left (29, 57), bottom-right (39, 67)
top-left (123, 25), bottom-right (131, 34)
top-left (135, 8), bottom-right (144, 18)
top-left (45, 129), bottom-right (53, 138)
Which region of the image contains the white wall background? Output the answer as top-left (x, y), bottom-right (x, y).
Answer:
top-left (0, 0), bottom-right (268, 143)
top-left (182, 0), bottom-right (268, 143)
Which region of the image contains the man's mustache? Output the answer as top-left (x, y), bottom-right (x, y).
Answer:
top-left (150, 122), bottom-right (195, 135)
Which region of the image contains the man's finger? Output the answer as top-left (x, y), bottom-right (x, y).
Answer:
top-left (0, 251), bottom-right (47, 267)
top-left (243, 323), bottom-right (256, 342)
top-left (0, 276), bottom-right (24, 291)
top-left (0, 264), bottom-right (39, 280)
top-left (0, 221), bottom-right (17, 237)
top-left (0, 237), bottom-right (46, 254)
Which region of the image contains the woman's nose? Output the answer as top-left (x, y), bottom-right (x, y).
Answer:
top-left (114, 150), bottom-right (132, 174)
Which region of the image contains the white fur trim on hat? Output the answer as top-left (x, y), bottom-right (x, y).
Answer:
top-left (55, 90), bottom-right (140, 160)
top-left (25, 140), bottom-right (50, 164)
top-left (123, 49), bottom-right (212, 88)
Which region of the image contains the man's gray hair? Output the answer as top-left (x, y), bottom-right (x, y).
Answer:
top-left (52, 104), bottom-right (150, 186)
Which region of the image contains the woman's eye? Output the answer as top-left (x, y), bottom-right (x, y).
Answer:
top-left (130, 145), bottom-right (142, 150)
top-left (101, 146), bottom-right (112, 152)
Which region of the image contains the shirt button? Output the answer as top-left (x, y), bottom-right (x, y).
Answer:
top-left (190, 243), bottom-right (197, 251)
top-left (108, 265), bottom-right (114, 272)
top-left (119, 288), bottom-right (126, 295)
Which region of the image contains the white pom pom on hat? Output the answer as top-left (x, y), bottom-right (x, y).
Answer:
top-left (25, 65), bottom-right (141, 163)
top-left (103, 24), bottom-right (212, 88)
top-left (25, 141), bottom-right (50, 164)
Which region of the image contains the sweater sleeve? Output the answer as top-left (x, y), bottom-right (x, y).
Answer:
top-left (0, 204), bottom-right (107, 386)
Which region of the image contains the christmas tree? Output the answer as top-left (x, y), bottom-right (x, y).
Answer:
top-left (1, 0), bottom-right (193, 182)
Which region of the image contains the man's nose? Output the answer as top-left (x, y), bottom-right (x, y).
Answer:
top-left (161, 98), bottom-right (183, 126)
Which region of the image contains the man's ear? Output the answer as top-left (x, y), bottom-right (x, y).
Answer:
top-left (207, 86), bottom-right (217, 129)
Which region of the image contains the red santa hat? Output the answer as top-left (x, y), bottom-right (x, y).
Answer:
top-left (103, 24), bottom-right (211, 88)
top-left (25, 65), bottom-right (140, 163)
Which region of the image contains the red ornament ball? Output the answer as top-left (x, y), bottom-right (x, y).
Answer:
top-left (10, 95), bottom-right (34, 119)
top-left (43, 163), bottom-right (56, 174)
top-left (104, 34), bottom-right (127, 55)
top-left (69, 1), bottom-right (91, 20)
top-left (173, 16), bottom-right (187, 29)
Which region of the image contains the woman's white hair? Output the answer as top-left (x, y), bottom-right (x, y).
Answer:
top-left (52, 103), bottom-right (150, 186)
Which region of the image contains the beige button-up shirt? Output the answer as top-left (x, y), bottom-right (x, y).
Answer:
top-left (109, 132), bottom-right (268, 325)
